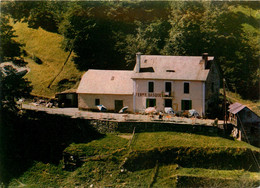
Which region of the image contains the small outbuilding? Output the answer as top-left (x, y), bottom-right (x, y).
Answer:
top-left (229, 102), bottom-right (260, 147)
top-left (55, 89), bottom-right (78, 107)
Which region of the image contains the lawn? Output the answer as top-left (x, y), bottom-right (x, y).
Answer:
top-left (64, 134), bottom-right (129, 157)
top-left (131, 132), bottom-right (260, 151)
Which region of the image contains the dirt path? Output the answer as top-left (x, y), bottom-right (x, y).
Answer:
top-left (21, 103), bottom-right (220, 126)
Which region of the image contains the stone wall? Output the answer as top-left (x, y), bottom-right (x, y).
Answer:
top-left (88, 119), bottom-right (220, 135)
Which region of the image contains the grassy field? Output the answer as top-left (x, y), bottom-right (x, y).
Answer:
top-left (64, 134), bottom-right (129, 157)
top-left (8, 133), bottom-right (260, 187)
top-left (13, 22), bottom-right (83, 98)
top-left (131, 132), bottom-right (260, 151)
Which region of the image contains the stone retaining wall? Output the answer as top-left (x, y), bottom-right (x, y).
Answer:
top-left (88, 119), bottom-right (221, 135)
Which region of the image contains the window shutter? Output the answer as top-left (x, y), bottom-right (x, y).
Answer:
top-left (181, 100), bottom-right (184, 111)
top-left (189, 100), bottom-right (192, 109)
top-left (146, 98), bottom-right (149, 108)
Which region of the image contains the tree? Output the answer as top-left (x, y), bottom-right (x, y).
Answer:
top-left (1, 1), bottom-right (70, 33)
top-left (0, 16), bottom-right (32, 111)
top-left (164, 1), bottom-right (259, 99)
top-left (0, 67), bottom-right (32, 112)
top-left (117, 20), bottom-right (170, 68)
top-left (59, 3), bottom-right (131, 71)
top-left (0, 17), bottom-right (22, 62)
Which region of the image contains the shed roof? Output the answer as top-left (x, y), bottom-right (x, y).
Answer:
top-left (56, 89), bottom-right (77, 95)
top-left (77, 69), bottom-right (133, 95)
top-left (132, 55), bottom-right (214, 81)
top-left (228, 102), bottom-right (246, 114)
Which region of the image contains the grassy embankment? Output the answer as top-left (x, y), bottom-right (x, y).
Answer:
top-left (13, 22), bottom-right (83, 98)
top-left (9, 132), bottom-right (260, 187)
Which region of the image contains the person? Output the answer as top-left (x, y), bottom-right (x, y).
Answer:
top-left (159, 111), bottom-right (163, 120)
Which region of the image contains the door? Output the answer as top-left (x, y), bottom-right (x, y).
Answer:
top-left (115, 100), bottom-right (123, 112)
top-left (165, 99), bottom-right (172, 108)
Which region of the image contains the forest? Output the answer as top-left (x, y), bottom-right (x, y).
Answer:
top-left (1, 1), bottom-right (260, 100)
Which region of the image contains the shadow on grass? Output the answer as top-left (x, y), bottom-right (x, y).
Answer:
top-left (0, 110), bottom-right (104, 185)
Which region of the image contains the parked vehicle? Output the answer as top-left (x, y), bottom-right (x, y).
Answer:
top-left (164, 107), bottom-right (175, 115)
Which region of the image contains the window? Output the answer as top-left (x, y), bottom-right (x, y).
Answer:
top-left (95, 99), bottom-right (100, 106)
top-left (165, 99), bottom-right (172, 107)
top-left (181, 100), bottom-right (192, 110)
top-left (146, 98), bottom-right (156, 108)
top-left (148, 82), bottom-right (154, 92)
top-left (165, 82), bottom-right (172, 96)
top-left (184, 82), bottom-right (189, 94)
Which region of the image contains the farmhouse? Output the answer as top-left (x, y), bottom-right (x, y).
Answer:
top-left (77, 53), bottom-right (220, 115)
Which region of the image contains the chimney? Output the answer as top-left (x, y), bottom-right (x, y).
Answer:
top-left (136, 52), bottom-right (142, 73)
top-left (202, 53), bottom-right (208, 69)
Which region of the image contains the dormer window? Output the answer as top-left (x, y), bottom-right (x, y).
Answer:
top-left (166, 70), bottom-right (175, 72)
top-left (111, 76), bottom-right (115, 80)
top-left (140, 67), bottom-right (154, 72)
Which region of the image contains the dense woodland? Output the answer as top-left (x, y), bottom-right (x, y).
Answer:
top-left (1, 1), bottom-right (260, 99)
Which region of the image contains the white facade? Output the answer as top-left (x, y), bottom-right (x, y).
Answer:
top-left (133, 79), bottom-right (204, 114)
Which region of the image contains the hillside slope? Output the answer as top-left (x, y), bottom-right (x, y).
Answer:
top-left (13, 22), bottom-right (83, 98)
top-left (8, 132), bottom-right (260, 187)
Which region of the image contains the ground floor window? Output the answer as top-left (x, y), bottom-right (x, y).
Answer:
top-left (181, 99), bottom-right (192, 110)
top-left (115, 100), bottom-right (123, 112)
top-left (95, 99), bottom-right (100, 106)
top-left (146, 98), bottom-right (156, 108)
top-left (165, 99), bottom-right (172, 107)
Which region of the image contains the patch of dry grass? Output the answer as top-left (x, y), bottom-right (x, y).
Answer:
top-left (13, 22), bottom-right (83, 97)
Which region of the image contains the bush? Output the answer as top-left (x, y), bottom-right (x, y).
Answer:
top-left (32, 54), bottom-right (42, 64)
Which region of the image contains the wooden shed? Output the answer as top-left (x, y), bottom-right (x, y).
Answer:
top-left (55, 89), bottom-right (78, 108)
top-left (229, 102), bottom-right (260, 147)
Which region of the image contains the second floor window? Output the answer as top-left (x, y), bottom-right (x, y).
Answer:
top-left (165, 82), bottom-right (172, 95)
top-left (184, 82), bottom-right (189, 94)
top-left (148, 81), bottom-right (154, 92)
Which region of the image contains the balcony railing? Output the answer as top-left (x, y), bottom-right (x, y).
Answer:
top-left (162, 91), bottom-right (174, 98)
